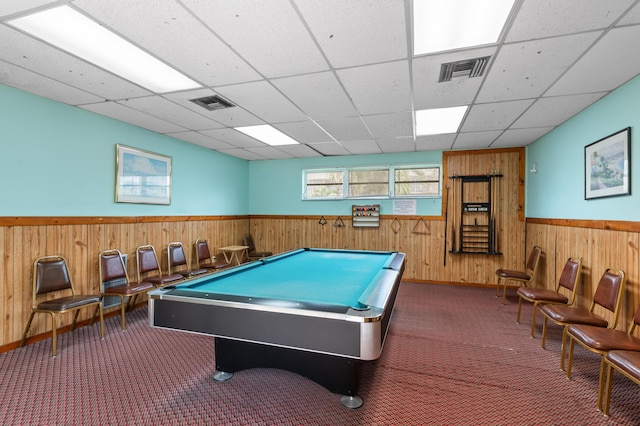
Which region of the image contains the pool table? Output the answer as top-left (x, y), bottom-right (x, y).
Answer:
top-left (148, 247), bottom-right (405, 408)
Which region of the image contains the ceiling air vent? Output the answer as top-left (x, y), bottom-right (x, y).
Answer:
top-left (190, 95), bottom-right (235, 111)
top-left (438, 56), bottom-right (491, 82)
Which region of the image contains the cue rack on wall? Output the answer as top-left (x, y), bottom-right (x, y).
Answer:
top-left (448, 174), bottom-right (502, 255)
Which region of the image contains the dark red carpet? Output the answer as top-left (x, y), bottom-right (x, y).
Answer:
top-left (2, 282), bottom-right (638, 425)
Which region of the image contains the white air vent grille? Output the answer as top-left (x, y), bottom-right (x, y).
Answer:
top-left (439, 56), bottom-right (491, 82)
top-left (190, 95), bottom-right (235, 111)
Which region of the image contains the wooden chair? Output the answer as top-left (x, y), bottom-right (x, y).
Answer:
top-left (136, 245), bottom-right (183, 287)
top-left (540, 267), bottom-right (626, 371)
top-left (517, 257), bottom-right (582, 337)
top-left (602, 350), bottom-right (640, 415)
top-left (167, 242), bottom-right (209, 278)
top-left (194, 239), bottom-right (230, 271)
top-left (95, 249), bottom-right (155, 331)
top-left (20, 255), bottom-right (105, 356)
top-left (566, 305), bottom-right (640, 411)
top-left (242, 234), bottom-right (273, 261)
top-left (495, 245), bottom-right (542, 304)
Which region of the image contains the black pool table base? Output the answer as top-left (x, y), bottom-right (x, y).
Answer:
top-left (213, 337), bottom-right (364, 409)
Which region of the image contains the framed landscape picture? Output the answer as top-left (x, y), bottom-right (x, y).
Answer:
top-left (115, 144), bottom-right (172, 205)
top-left (585, 128), bottom-right (630, 200)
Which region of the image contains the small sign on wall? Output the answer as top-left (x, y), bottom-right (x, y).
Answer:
top-left (393, 199), bottom-right (416, 215)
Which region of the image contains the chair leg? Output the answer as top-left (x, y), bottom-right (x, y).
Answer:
top-left (71, 309), bottom-right (81, 330)
top-left (496, 278), bottom-right (501, 297)
top-left (51, 312), bottom-right (58, 357)
top-left (501, 280), bottom-right (508, 304)
top-left (560, 327), bottom-right (569, 371)
top-left (120, 296), bottom-right (127, 331)
top-left (90, 303), bottom-right (100, 326)
top-left (530, 303), bottom-right (538, 338)
top-left (604, 362), bottom-right (614, 415)
top-left (516, 297), bottom-right (523, 323)
top-left (98, 304), bottom-right (105, 339)
top-left (566, 336), bottom-right (574, 376)
top-left (541, 316), bottom-right (548, 349)
top-left (20, 311), bottom-right (36, 348)
top-left (126, 294), bottom-right (138, 312)
top-left (597, 357), bottom-right (607, 411)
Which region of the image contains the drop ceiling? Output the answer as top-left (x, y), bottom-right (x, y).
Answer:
top-left (1, 0), bottom-right (640, 160)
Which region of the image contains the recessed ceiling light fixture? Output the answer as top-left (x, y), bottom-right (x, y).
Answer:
top-left (234, 125), bottom-right (300, 146)
top-left (413, 0), bottom-right (515, 55)
top-left (8, 6), bottom-right (201, 93)
top-left (416, 106), bottom-right (468, 135)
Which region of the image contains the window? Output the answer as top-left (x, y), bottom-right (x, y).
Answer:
top-left (303, 165), bottom-right (440, 200)
top-left (303, 170), bottom-right (343, 199)
top-left (349, 169), bottom-right (389, 198)
top-left (394, 167), bottom-right (440, 197)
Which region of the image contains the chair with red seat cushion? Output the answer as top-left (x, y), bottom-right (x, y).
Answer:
top-left (603, 350), bottom-right (640, 415)
top-left (517, 257), bottom-right (582, 337)
top-left (20, 255), bottom-right (105, 356)
top-left (540, 267), bottom-right (626, 371)
top-left (96, 249), bottom-right (155, 331)
top-left (136, 245), bottom-right (183, 287)
top-left (167, 242), bottom-right (209, 278)
top-left (495, 245), bottom-right (542, 304)
top-left (194, 239), bottom-right (231, 270)
top-left (242, 234), bottom-right (273, 261)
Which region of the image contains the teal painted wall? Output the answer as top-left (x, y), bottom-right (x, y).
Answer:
top-left (248, 151), bottom-right (443, 216)
top-left (0, 84), bottom-right (249, 216)
top-left (526, 74), bottom-right (640, 220)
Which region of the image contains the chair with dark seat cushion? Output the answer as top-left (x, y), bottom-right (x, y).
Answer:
top-left (167, 242), bottom-right (209, 278)
top-left (136, 245), bottom-right (183, 287)
top-left (517, 257), bottom-right (582, 337)
top-left (194, 239), bottom-right (231, 271)
top-left (95, 249), bottom-right (155, 331)
top-left (20, 255), bottom-right (105, 356)
top-left (242, 234), bottom-right (273, 261)
top-left (495, 245), bottom-right (542, 304)
top-left (603, 350), bottom-right (640, 415)
top-left (540, 267), bottom-right (626, 371)
top-left (565, 305), bottom-right (640, 412)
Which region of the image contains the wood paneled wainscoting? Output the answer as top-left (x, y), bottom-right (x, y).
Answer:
top-left (0, 216), bottom-right (248, 351)
top-left (526, 218), bottom-right (640, 336)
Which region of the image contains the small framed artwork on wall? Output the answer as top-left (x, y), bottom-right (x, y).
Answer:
top-left (115, 144), bottom-right (172, 205)
top-left (585, 127), bottom-right (630, 200)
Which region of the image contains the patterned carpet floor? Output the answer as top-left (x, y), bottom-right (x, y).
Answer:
top-left (1, 282), bottom-right (639, 425)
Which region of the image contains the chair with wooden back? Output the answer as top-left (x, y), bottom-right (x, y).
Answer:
top-left (540, 267), bottom-right (626, 371)
top-left (20, 255), bottom-right (105, 356)
top-left (567, 304), bottom-right (640, 411)
top-left (96, 249), bottom-right (155, 331)
top-left (495, 245), bottom-right (542, 304)
top-left (136, 245), bottom-right (183, 287)
top-left (517, 257), bottom-right (582, 337)
top-left (167, 242), bottom-right (209, 278)
top-left (194, 239), bottom-right (230, 271)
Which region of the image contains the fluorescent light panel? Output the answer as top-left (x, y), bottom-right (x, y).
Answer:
top-left (413, 0), bottom-right (515, 55)
top-left (416, 106), bottom-right (467, 135)
top-left (8, 6), bottom-right (200, 93)
top-left (235, 125), bottom-right (300, 146)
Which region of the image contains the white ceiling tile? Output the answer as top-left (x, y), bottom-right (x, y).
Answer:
top-left (341, 139), bottom-right (382, 155)
top-left (80, 101), bottom-right (187, 133)
top-left (491, 127), bottom-right (554, 147)
top-left (216, 80), bottom-right (307, 123)
top-left (337, 60), bottom-right (411, 115)
top-left (453, 131), bottom-right (503, 150)
top-left (413, 47), bottom-right (496, 110)
top-left (307, 142), bottom-right (351, 156)
top-left (506, 0), bottom-right (634, 42)
top-left (547, 25), bottom-right (640, 96)
top-left (316, 117), bottom-right (372, 141)
top-left (271, 72), bottom-right (357, 120)
top-left (512, 93), bottom-right (606, 128)
top-left (362, 112), bottom-right (413, 139)
top-left (273, 121), bottom-right (333, 143)
top-left (295, 0), bottom-right (407, 68)
top-left (167, 131), bottom-right (235, 150)
top-left (120, 96), bottom-right (224, 130)
top-left (618, 2), bottom-right (640, 25)
top-left (74, 0), bottom-right (261, 86)
top-left (415, 134), bottom-right (456, 151)
top-left (0, 26), bottom-right (151, 100)
top-left (245, 146), bottom-right (295, 160)
top-left (274, 144), bottom-right (323, 158)
top-left (0, 0), bottom-right (59, 16)
top-left (181, 0), bottom-right (328, 78)
top-left (0, 60), bottom-right (103, 105)
top-left (376, 137), bottom-right (415, 153)
top-left (461, 100), bottom-right (535, 132)
top-left (200, 128), bottom-right (265, 148)
top-left (477, 33), bottom-right (601, 103)
top-left (217, 148), bottom-right (265, 160)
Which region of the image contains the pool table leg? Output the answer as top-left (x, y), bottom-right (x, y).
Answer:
top-left (214, 337), bottom-right (364, 408)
